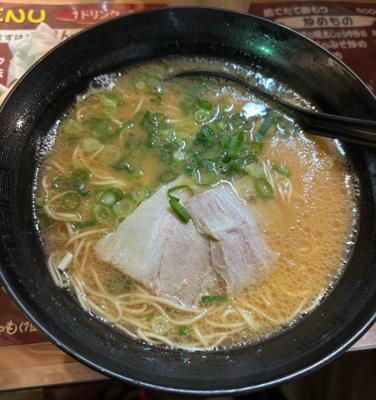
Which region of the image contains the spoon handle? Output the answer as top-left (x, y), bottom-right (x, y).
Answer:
top-left (297, 109), bottom-right (376, 147)
top-left (175, 71), bottom-right (376, 148)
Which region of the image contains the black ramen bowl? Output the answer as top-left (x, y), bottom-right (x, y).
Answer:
top-left (0, 7), bottom-right (375, 396)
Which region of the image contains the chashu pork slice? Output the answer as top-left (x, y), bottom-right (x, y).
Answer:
top-left (188, 182), bottom-right (275, 293)
top-left (157, 213), bottom-right (213, 307)
top-left (95, 179), bottom-right (213, 307)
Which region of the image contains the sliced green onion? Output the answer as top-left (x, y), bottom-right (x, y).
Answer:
top-left (169, 197), bottom-right (191, 223)
top-left (245, 163), bottom-right (263, 179)
top-left (99, 91), bottom-right (124, 108)
top-left (254, 177), bottom-right (274, 199)
top-left (130, 185), bottom-right (150, 205)
top-left (178, 325), bottom-right (189, 336)
top-left (99, 188), bottom-right (124, 206)
top-left (63, 119), bottom-right (83, 134)
top-left (201, 295), bottom-right (228, 304)
top-left (145, 313), bottom-right (154, 322)
top-left (113, 155), bottom-right (143, 178)
top-left (36, 192), bottom-right (48, 207)
top-left (273, 164), bottom-right (291, 177)
top-left (167, 185), bottom-right (194, 223)
top-left (196, 98), bottom-right (213, 111)
top-left (196, 125), bottom-right (215, 148)
top-left (112, 197), bottom-right (136, 218)
top-left (69, 168), bottom-right (92, 197)
top-left (63, 192), bottom-right (81, 210)
top-left (228, 131), bottom-right (245, 159)
top-left (90, 118), bottom-right (113, 142)
top-left (83, 138), bottom-right (101, 152)
top-left (256, 116), bottom-right (275, 141)
top-left (92, 204), bottom-right (113, 223)
top-left (70, 168), bottom-right (92, 182)
top-left (37, 210), bottom-right (52, 230)
top-left (74, 219), bottom-right (96, 229)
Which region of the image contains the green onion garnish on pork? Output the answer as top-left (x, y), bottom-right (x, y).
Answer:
top-left (167, 185), bottom-right (194, 223)
top-left (169, 197), bottom-right (191, 223)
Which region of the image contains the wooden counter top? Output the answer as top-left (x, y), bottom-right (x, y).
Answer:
top-left (0, 324), bottom-right (375, 392)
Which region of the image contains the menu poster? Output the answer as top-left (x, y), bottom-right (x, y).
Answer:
top-left (248, 1), bottom-right (376, 93)
top-left (0, 1), bottom-right (165, 87)
top-left (0, 287), bottom-right (45, 345)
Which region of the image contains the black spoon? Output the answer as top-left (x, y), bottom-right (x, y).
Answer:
top-left (174, 70), bottom-right (376, 148)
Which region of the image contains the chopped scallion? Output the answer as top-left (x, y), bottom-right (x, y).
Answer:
top-left (99, 91), bottom-right (124, 108)
top-left (70, 168), bottom-right (92, 182)
top-left (145, 313), bottom-right (154, 322)
top-left (169, 197), bottom-right (191, 223)
top-left (201, 295), bottom-right (228, 304)
top-left (36, 192), bottom-right (48, 207)
top-left (227, 131), bottom-right (245, 159)
top-left (273, 164), bottom-right (291, 177)
top-left (74, 219), bottom-right (96, 229)
top-left (196, 98), bottom-right (213, 111)
top-left (167, 185), bottom-right (194, 223)
top-left (113, 155), bottom-right (143, 178)
top-left (178, 325), bottom-right (189, 336)
top-left (245, 163), bottom-right (263, 179)
top-left (92, 204), bottom-right (113, 223)
top-left (254, 177), bottom-right (274, 199)
top-left (63, 119), bottom-right (82, 135)
top-left (256, 116), bottom-right (275, 141)
top-left (83, 138), bottom-right (101, 152)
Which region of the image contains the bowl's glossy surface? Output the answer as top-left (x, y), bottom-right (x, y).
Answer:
top-left (0, 7), bottom-right (375, 395)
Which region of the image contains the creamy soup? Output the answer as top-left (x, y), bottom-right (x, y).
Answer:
top-left (36, 57), bottom-right (357, 350)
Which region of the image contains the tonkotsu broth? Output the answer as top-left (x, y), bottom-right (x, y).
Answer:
top-left (36, 57), bottom-right (357, 350)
